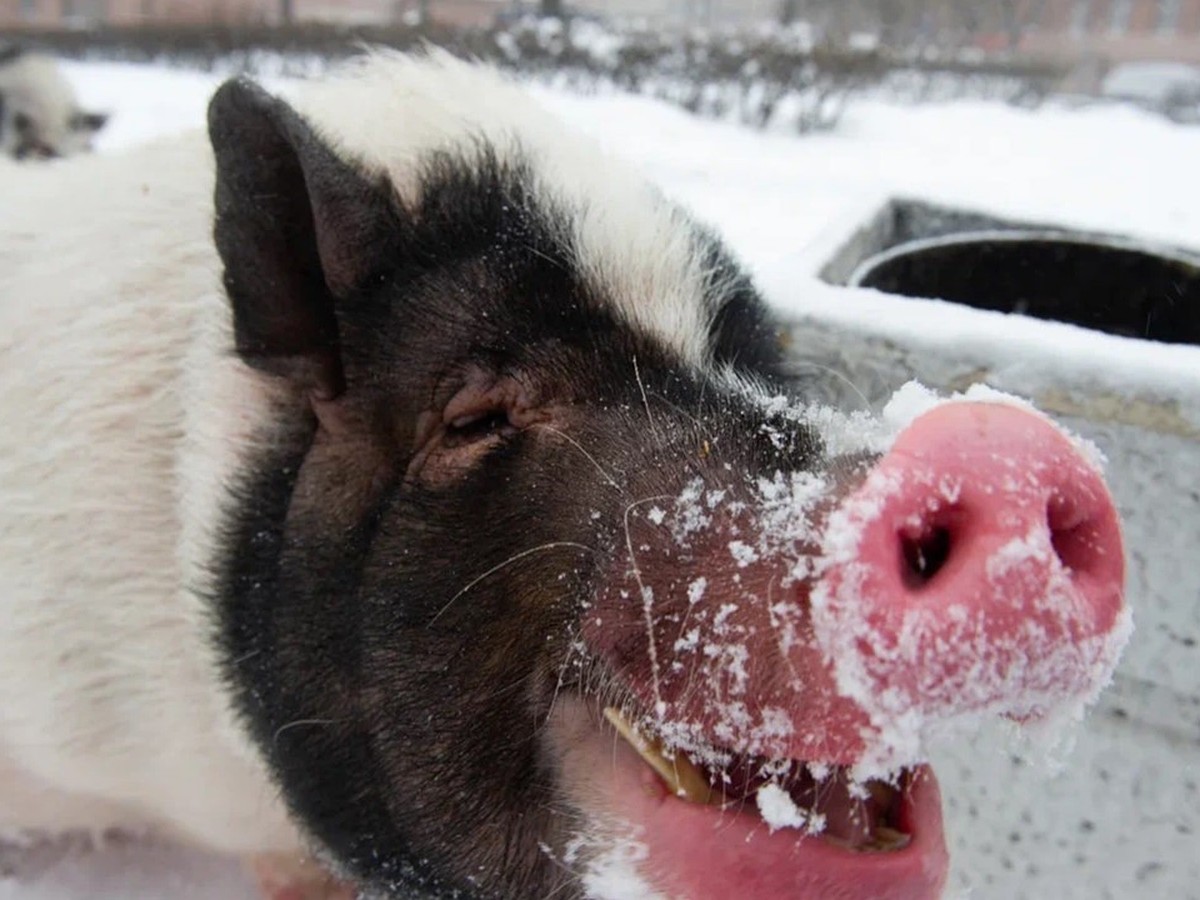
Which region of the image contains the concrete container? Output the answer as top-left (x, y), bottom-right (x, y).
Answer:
top-left (777, 198), bottom-right (1200, 899)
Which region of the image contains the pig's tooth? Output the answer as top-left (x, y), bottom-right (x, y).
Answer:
top-left (868, 826), bottom-right (912, 852)
top-left (602, 707), bottom-right (715, 805)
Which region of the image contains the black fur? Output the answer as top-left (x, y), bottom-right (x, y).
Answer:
top-left (209, 79), bottom-right (405, 400)
top-left (698, 228), bottom-right (787, 376)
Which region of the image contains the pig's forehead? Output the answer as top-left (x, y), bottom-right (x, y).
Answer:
top-left (296, 49), bottom-right (734, 368)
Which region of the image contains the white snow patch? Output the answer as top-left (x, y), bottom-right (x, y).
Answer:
top-left (580, 837), bottom-right (665, 900)
top-left (755, 783), bottom-right (814, 833)
top-left (986, 530), bottom-right (1053, 582)
top-left (728, 540), bottom-right (759, 567)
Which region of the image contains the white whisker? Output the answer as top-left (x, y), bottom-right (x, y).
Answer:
top-left (430, 541), bottom-right (597, 625)
top-left (622, 494), bottom-right (671, 718)
top-left (531, 423), bottom-right (623, 491)
top-left (272, 718), bottom-right (337, 746)
top-left (632, 355), bottom-right (658, 438)
top-left (790, 360), bottom-right (872, 411)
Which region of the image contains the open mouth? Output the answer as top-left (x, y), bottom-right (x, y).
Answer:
top-left (603, 707), bottom-right (913, 853)
top-left (555, 701), bottom-right (948, 900)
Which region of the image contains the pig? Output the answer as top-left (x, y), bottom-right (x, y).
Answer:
top-left (0, 47), bottom-right (108, 160)
top-left (0, 50), bottom-right (1128, 900)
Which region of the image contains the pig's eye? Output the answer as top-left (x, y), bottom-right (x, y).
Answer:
top-left (409, 377), bottom-right (538, 482)
top-left (443, 408), bottom-right (516, 448)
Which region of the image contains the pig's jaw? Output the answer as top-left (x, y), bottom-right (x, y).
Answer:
top-left (550, 700), bottom-right (948, 900)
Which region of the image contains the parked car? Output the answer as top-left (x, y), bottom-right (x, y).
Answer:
top-left (1101, 60), bottom-right (1200, 124)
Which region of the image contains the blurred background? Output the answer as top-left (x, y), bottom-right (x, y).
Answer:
top-left (4, 0), bottom-right (1200, 131)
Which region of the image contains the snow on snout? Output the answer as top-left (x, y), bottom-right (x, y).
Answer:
top-left (810, 389), bottom-right (1131, 778)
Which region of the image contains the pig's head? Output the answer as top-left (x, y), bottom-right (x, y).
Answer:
top-left (207, 56), bottom-right (1128, 900)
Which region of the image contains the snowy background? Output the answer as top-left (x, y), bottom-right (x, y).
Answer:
top-left (3, 57), bottom-right (1198, 898)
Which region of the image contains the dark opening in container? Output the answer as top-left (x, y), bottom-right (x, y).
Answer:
top-left (850, 231), bottom-right (1200, 346)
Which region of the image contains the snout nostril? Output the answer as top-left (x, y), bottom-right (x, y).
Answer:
top-left (1046, 493), bottom-right (1101, 576)
top-left (1049, 518), bottom-right (1095, 575)
top-left (900, 525), bottom-right (952, 589)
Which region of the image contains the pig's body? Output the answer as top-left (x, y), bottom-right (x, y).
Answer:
top-left (0, 51), bottom-right (1127, 900)
top-left (0, 137), bottom-right (300, 855)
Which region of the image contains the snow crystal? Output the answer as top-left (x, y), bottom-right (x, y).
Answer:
top-left (755, 784), bottom-right (816, 833)
top-left (882, 381), bottom-right (1109, 473)
top-left (711, 603), bottom-right (739, 631)
top-left (986, 530), bottom-right (1053, 582)
top-left (673, 628), bottom-right (701, 653)
top-left (672, 477), bottom-right (712, 537)
top-left (728, 540), bottom-right (759, 567)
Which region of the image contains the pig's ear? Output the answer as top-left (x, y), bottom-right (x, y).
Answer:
top-left (207, 78), bottom-right (403, 400)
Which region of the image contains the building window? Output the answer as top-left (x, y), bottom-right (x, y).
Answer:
top-left (1070, 0), bottom-right (1092, 38)
top-left (1109, 0), bottom-right (1132, 34)
top-left (1158, 0), bottom-right (1182, 35)
top-left (20, 0), bottom-right (36, 21)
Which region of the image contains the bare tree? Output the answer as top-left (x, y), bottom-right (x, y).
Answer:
top-left (541, 0), bottom-right (564, 18)
top-left (280, 0), bottom-right (294, 25)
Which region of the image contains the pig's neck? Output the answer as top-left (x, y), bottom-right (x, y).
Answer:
top-left (0, 135), bottom-right (302, 857)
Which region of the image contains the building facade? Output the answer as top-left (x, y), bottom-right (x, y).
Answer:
top-left (1, 0), bottom-right (280, 27)
top-left (3, 0), bottom-right (1200, 65)
top-left (1017, 0), bottom-right (1200, 64)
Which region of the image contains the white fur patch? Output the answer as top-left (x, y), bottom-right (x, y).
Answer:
top-left (0, 138), bottom-right (300, 854)
top-left (295, 49), bottom-right (721, 365)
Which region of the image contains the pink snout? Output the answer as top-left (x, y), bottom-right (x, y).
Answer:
top-left (798, 401), bottom-right (1128, 765)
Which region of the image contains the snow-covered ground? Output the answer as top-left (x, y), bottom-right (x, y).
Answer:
top-left (4, 57), bottom-right (1197, 898)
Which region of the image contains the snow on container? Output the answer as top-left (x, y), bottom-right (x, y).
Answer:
top-left (769, 197), bottom-right (1200, 899)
